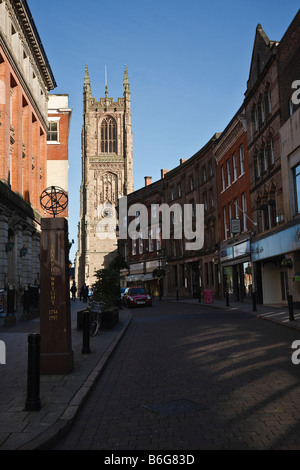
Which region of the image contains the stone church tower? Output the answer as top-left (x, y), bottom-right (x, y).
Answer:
top-left (75, 66), bottom-right (134, 289)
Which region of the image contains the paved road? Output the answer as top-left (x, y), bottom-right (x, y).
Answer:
top-left (54, 300), bottom-right (300, 450)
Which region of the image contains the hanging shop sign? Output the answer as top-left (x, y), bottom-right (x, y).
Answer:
top-left (233, 240), bottom-right (250, 258)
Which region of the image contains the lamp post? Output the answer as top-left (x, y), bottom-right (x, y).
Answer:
top-left (115, 226), bottom-right (122, 309)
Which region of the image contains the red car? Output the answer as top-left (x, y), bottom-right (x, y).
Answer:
top-left (123, 287), bottom-right (152, 308)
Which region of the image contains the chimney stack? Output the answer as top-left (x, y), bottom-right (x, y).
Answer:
top-left (145, 176), bottom-right (152, 186)
top-left (161, 169), bottom-right (170, 179)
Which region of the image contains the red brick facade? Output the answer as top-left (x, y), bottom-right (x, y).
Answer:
top-left (0, 0), bottom-right (56, 312)
top-left (120, 10), bottom-right (300, 307)
top-left (46, 94), bottom-right (72, 219)
top-left (0, 49), bottom-right (48, 211)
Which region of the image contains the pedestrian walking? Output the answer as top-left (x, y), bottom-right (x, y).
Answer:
top-left (70, 281), bottom-right (77, 302)
top-left (82, 283), bottom-right (88, 302)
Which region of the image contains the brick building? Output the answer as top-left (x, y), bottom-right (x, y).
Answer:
top-left (119, 175), bottom-right (165, 298)
top-left (0, 0), bottom-right (56, 314)
top-left (245, 13), bottom-right (300, 306)
top-left (214, 107), bottom-right (253, 301)
top-left (162, 136), bottom-right (221, 299)
top-left (277, 10), bottom-right (300, 307)
top-left (120, 134), bottom-right (221, 300)
top-left (46, 94), bottom-right (72, 219)
top-left (244, 22), bottom-right (283, 305)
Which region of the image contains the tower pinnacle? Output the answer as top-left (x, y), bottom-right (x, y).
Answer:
top-left (123, 65), bottom-right (130, 94)
top-left (84, 65), bottom-right (91, 95)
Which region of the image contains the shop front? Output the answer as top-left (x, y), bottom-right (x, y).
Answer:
top-left (125, 260), bottom-right (162, 298)
top-left (220, 238), bottom-right (252, 302)
top-left (251, 223), bottom-right (300, 307)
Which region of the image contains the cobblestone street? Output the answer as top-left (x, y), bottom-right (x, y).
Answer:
top-left (55, 301), bottom-right (300, 450)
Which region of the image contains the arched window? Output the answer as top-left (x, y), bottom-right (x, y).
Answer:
top-left (101, 116), bottom-right (117, 153)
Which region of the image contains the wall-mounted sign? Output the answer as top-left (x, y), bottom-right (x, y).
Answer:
top-left (231, 218), bottom-right (241, 234)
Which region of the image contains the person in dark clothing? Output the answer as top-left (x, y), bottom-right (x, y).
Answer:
top-left (82, 284), bottom-right (88, 302)
top-left (70, 281), bottom-right (77, 301)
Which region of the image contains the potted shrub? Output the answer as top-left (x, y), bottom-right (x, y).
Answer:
top-left (92, 254), bottom-right (128, 328)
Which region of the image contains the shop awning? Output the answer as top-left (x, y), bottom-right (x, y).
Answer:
top-left (126, 274), bottom-right (143, 282)
top-left (142, 273), bottom-right (157, 281)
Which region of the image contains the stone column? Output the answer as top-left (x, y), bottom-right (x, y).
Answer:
top-left (22, 228), bottom-right (32, 288)
top-left (14, 223), bottom-right (23, 309)
top-left (31, 232), bottom-right (41, 284)
top-left (40, 217), bottom-right (74, 374)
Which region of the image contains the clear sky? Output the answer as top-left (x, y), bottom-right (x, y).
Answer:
top-left (27, 0), bottom-right (299, 264)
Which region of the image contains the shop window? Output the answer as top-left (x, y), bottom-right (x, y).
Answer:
top-left (293, 163), bottom-right (300, 215)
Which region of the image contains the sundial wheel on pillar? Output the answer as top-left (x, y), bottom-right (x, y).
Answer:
top-left (40, 186), bottom-right (68, 217)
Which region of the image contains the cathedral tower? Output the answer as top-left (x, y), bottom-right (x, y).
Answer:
top-left (75, 66), bottom-right (134, 288)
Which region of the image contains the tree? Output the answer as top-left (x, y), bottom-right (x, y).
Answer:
top-left (92, 254), bottom-right (128, 307)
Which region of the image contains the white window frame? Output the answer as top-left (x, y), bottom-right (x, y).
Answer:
top-left (221, 165), bottom-right (225, 191)
top-left (47, 117), bottom-right (60, 144)
top-left (239, 145), bottom-right (245, 175)
top-left (233, 153), bottom-right (238, 181)
top-left (226, 159), bottom-right (231, 186)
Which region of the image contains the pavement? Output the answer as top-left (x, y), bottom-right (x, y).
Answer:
top-left (0, 295), bottom-right (300, 451)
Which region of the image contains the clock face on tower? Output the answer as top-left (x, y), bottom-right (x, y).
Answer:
top-left (96, 202), bottom-right (117, 240)
top-left (103, 205), bottom-right (114, 219)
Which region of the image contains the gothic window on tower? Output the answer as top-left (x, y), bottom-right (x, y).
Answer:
top-left (101, 116), bottom-right (117, 153)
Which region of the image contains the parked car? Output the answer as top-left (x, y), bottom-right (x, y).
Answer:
top-left (123, 286), bottom-right (152, 308)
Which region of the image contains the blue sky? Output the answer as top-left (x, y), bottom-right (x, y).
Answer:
top-left (27, 0), bottom-right (299, 263)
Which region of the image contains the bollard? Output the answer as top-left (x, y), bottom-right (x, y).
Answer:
top-left (252, 291), bottom-right (257, 312)
top-left (198, 290), bottom-right (201, 303)
top-left (288, 294), bottom-right (295, 321)
top-left (25, 333), bottom-right (41, 411)
top-left (225, 291), bottom-right (229, 307)
top-left (176, 290), bottom-right (179, 301)
top-left (82, 310), bottom-right (91, 354)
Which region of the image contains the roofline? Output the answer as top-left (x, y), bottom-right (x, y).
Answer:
top-left (18, 0), bottom-right (57, 89)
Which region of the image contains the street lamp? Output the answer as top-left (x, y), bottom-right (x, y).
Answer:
top-left (115, 225), bottom-right (122, 309)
